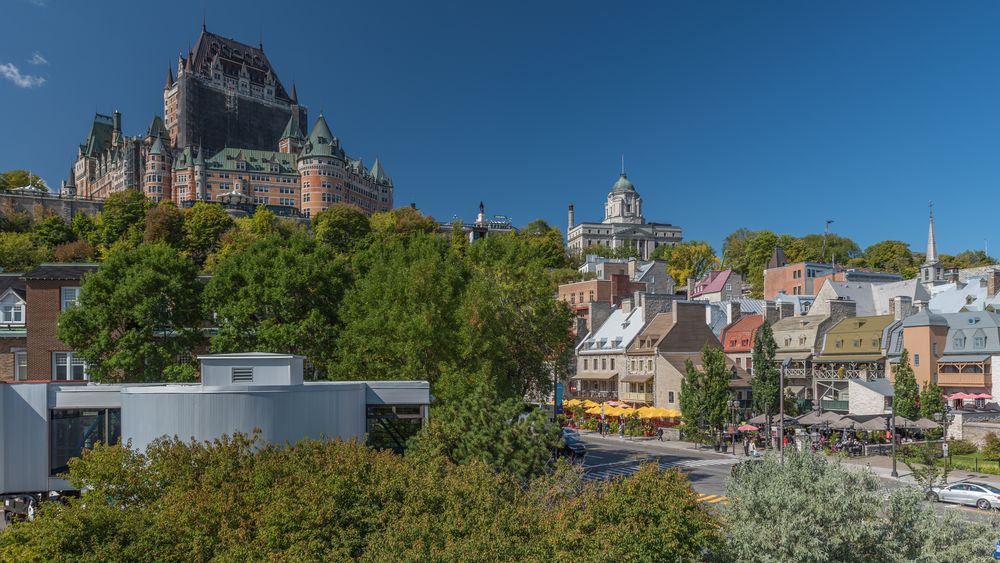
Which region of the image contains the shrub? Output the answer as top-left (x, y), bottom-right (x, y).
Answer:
top-left (947, 439), bottom-right (978, 456)
top-left (982, 432), bottom-right (1000, 461)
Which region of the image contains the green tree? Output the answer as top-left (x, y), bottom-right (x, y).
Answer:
top-left (203, 233), bottom-right (349, 378)
top-left (31, 215), bottom-right (74, 248)
top-left (370, 206), bottom-right (438, 237)
top-left (70, 211), bottom-right (98, 246)
top-left (724, 450), bottom-right (995, 562)
top-left (96, 190), bottom-right (151, 252)
top-left (143, 201), bottom-right (184, 247)
top-left (53, 240), bottom-right (96, 262)
top-left (0, 232), bottom-right (50, 271)
top-left (919, 380), bottom-right (945, 419)
top-left (751, 320), bottom-right (780, 417)
top-left (797, 233), bottom-right (861, 263)
top-left (182, 202), bottom-right (234, 267)
top-left (0, 209), bottom-right (33, 232)
top-left (981, 433), bottom-right (1000, 461)
top-left (861, 240), bottom-right (917, 276)
top-left (940, 249), bottom-right (997, 270)
top-left (57, 242), bottom-right (203, 382)
top-left (893, 349), bottom-right (919, 418)
top-left (328, 233), bottom-right (467, 386)
top-left (680, 359), bottom-right (704, 434)
top-left (521, 219), bottom-right (570, 268)
top-left (311, 203), bottom-right (371, 254)
top-left (698, 346), bottom-right (732, 433)
top-left (651, 240), bottom-right (719, 285)
top-left (409, 380), bottom-right (561, 482)
top-left (0, 169), bottom-right (48, 191)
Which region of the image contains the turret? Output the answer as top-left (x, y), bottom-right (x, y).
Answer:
top-left (194, 146), bottom-right (206, 200)
top-left (568, 203), bottom-right (575, 232)
top-left (60, 165), bottom-right (77, 198)
top-left (111, 111), bottom-right (122, 147)
top-left (165, 66), bottom-right (174, 89)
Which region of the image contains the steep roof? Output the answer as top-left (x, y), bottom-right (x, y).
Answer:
top-left (690, 269), bottom-right (733, 298)
top-left (928, 277), bottom-right (1000, 313)
top-left (82, 113), bottom-right (114, 157)
top-left (370, 158), bottom-right (391, 186)
top-left (0, 274), bottom-right (26, 301)
top-left (721, 314), bottom-right (764, 353)
top-left (299, 114), bottom-right (346, 160)
top-left (146, 116), bottom-right (169, 140)
top-left (941, 311), bottom-right (1000, 355)
top-left (578, 305), bottom-right (648, 354)
top-left (810, 279), bottom-right (929, 317)
top-left (205, 148), bottom-right (297, 174)
top-left (816, 315), bottom-right (894, 358)
top-left (280, 112), bottom-right (304, 141)
top-left (189, 28), bottom-right (291, 100)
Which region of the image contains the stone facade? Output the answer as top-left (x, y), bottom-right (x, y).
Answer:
top-left (566, 169), bottom-right (682, 260)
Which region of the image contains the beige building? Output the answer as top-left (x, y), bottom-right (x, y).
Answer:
top-left (771, 299), bottom-right (857, 401)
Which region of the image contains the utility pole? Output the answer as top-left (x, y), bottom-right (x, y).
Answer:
top-left (889, 404), bottom-right (898, 478)
top-left (822, 220), bottom-right (834, 263)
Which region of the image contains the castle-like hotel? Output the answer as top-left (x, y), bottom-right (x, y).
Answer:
top-left (62, 25), bottom-right (393, 217)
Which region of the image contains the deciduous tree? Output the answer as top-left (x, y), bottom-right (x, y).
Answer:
top-left (311, 203), bottom-right (371, 254)
top-left (182, 202), bottom-right (234, 267)
top-left (919, 380), bottom-right (945, 419)
top-left (651, 240), bottom-right (719, 284)
top-left (143, 201), bottom-right (184, 247)
top-left (751, 320), bottom-right (780, 417)
top-left (0, 232), bottom-right (49, 271)
top-left (57, 242), bottom-right (203, 382)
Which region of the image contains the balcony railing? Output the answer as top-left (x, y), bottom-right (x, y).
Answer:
top-left (814, 369), bottom-right (885, 380)
top-left (621, 391), bottom-right (654, 404)
top-left (571, 389), bottom-right (618, 401)
top-left (820, 399), bottom-right (849, 411)
top-left (935, 372), bottom-right (989, 387)
top-left (782, 368), bottom-right (808, 378)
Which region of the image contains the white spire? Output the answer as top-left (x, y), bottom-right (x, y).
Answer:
top-left (926, 201), bottom-right (938, 263)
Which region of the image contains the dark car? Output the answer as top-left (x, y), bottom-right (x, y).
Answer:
top-left (555, 428), bottom-right (587, 463)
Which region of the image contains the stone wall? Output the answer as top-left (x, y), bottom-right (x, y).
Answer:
top-left (957, 419), bottom-right (1000, 445)
top-left (0, 192), bottom-right (104, 221)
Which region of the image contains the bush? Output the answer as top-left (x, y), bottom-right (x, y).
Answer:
top-left (982, 432), bottom-right (1000, 461)
top-left (947, 439), bottom-right (978, 456)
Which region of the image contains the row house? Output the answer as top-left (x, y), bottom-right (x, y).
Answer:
top-left (770, 299), bottom-right (856, 404)
top-left (721, 314), bottom-right (763, 375)
top-left (0, 274), bottom-right (27, 381)
top-left (811, 314), bottom-right (895, 413)
top-left (687, 269), bottom-right (745, 302)
top-left (559, 256), bottom-right (673, 336)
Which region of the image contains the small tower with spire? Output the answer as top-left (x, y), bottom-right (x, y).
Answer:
top-left (920, 201), bottom-right (944, 286)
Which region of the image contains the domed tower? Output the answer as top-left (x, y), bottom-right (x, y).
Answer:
top-left (297, 114), bottom-right (346, 217)
top-left (603, 162), bottom-right (644, 224)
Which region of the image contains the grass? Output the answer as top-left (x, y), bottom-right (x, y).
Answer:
top-left (947, 453), bottom-right (1000, 475)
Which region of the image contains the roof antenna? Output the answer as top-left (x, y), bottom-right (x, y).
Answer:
top-left (202, 6), bottom-right (206, 32)
top-left (620, 154), bottom-right (625, 176)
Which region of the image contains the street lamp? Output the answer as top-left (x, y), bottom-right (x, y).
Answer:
top-left (933, 411), bottom-right (955, 483)
top-left (727, 399), bottom-right (739, 455)
top-left (888, 403), bottom-right (898, 478)
top-left (780, 358), bottom-right (791, 465)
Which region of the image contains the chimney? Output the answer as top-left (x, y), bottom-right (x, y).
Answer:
top-left (988, 269), bottom-right (1000, 298)
top-left (638, 292), bottom-right (676, 317)
top-left (628, 257), bottom-right (638, 279)
top-left (728, 301), bottom-right (743, 325)
top-left (946, 270), bottom-right (960, 284)
top-left (673, 301), bottom-right (706, 326)
top-left (567, 204), bottom-right (575, 232)
top-left (828, 299), bottom-right (857, 325)
top-left (764, 301), bottom-right (781, 325)
top-left (912, 299), bottom-right (928, 312)
top-left (621, 297), bottom-right (634, 314)
top-left (890, 295), bottom-right (913, 321)
top-left (588, 301), bottom-right (614, 334)
top-left (779, 301), bottom-right (794, 319)
top-left (686, 277), bottom-right (696, 298)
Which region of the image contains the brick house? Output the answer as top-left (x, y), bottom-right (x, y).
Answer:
top-left (0, 273), bottom-right (27, 382)
top-left (22, 264), bottom-right (99, 381)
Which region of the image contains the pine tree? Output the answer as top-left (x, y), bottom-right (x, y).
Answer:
top-left (751, 321), bottom-right (780, 417)
top-left (919, 380), bottom-right (945, 419)
top-left (893, 349), bottom-right (920, 418)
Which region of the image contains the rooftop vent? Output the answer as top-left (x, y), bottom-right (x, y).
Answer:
top-left (231, 367), bottom-right (254, 383)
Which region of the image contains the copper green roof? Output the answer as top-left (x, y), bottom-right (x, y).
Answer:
top-left (280, 112), bottom-right (304, 140)
top-left (299, 114), bottom-right (346, 159)
top-left (149, 136), bottom-right (164, 155)
top-left (83, 113), bottom-right (114, 157)
top-left (611, 173), bottom-right (635, 194)
top-left (206, 148), bottom-right (297, 175)
top-left (146, 116), bottom-right (169, 140)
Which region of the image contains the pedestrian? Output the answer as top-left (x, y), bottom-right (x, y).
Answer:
top-left (599, 418), bottom-right (605, 436)
top-left (657, 426), bottom-right (664, 442)
top-left (619, 418), bottom-right (626, 439)
top-left (749, 440), bottom-right (758, 458)
top-left (743, 436), bottom-right (750, 457)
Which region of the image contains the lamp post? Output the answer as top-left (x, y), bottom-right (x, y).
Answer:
top-left (728, 399), bottom-right (739, 455)
top-left (889, 403), bottom-right (898, 478)
top-left (780, 358), bottom-right (791, 465)
top-left (933, 411), bottom-right (954, 484)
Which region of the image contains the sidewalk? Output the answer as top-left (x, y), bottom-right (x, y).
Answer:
top-left (839, 454), bottom-right (1000, 487)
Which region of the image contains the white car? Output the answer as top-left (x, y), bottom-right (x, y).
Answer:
top-left (927, 481), bottom-right (1000, 510)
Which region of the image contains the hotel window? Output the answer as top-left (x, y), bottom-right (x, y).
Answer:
top-left (583, 359), bottom-right (588, 371)
top-left (648, 359), bottom-right (653, 370)
top-left (1, 293), bottom-right (24, 324)
top-left (630, 360), bottom-right (635, 370)
top-left (52, 352), bottom-right (88, 381)
top-left (61, 287), bottom-right (81, 311)
top-left (601, 358), bottom-right (607, 370)
top-left (668, 391), bottom-right (674, 403)
top-left (610, 358), bottom-right (615, 370)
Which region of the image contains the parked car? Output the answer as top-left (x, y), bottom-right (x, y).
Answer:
top-left (927, 481), bottom-right (1000, 510)
top-left (555, 428), bottom-right (587, 463)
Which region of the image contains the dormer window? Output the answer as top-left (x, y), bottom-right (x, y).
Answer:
top-left (0, 291), bottom-right (24, 324)
top-left (974, 336), bottom-right (986, 349)
top-left (954, 336), bottom-right (966, 350)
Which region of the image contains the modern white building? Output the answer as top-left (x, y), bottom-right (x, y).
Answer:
top-left (0, 353), bottom-right (430, 500)
top-left (566, 167), bottom-right (682, 260)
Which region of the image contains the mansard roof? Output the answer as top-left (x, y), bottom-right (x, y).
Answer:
top-left (205, 148), bottom-right (297, 175)
top-left (83, 113), bottom-right (115, 157)
top-left (190, 28), bottom-right (292, 101)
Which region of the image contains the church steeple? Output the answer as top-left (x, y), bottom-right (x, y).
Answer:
top-left (921, 201), bottom-right (944, 286)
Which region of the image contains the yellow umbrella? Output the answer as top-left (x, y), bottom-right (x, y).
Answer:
top-left (585, 405), bottom-right (603, 415)
top-left (637, 407), bottom-right (682, 419)
top-left (564, 399), bottom-right (583, 407)
top-left (582, 400), bottom-right (599, 408)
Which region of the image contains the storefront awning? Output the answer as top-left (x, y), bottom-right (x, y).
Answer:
top-left (572, 372), bottom-right (618, 381)
top-left (775, 351), bottom-right (811, 361)
top-left (937, 355), bottom-right (990, 363)
top-left (812, 355), bottom-right (883, 363)
top-left (620, 373), bottom-right (652, 383)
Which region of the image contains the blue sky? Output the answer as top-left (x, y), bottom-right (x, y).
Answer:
top-left (2, 0), bottom-right (999, 255)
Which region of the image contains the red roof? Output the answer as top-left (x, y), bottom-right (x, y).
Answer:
top-left (690, 269), bottom-right (733, 298)
top-left (721, 314), bottom-right (764, 353)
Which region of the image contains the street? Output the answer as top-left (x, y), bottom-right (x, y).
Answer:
top-left (579, 433), bottom-right (1000, 522)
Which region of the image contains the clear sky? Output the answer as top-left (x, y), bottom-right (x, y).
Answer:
top-left (2, 0), bottom-right (999, 255)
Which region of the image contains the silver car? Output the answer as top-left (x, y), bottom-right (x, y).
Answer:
top-left (927, 481), bottom-right (1000, 510)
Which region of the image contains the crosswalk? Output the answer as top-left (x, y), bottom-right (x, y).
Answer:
top-left (696, 493), bottom-right (728, 505)
top-left (583, 456), bottom-right (737, 482)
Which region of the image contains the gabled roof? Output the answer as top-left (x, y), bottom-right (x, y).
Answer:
top-left (189, 28), bottom-right (291, 100)
top-left (690, 269), bottom-right (733, 298)
top-left (82, 113), bottom-right (114, 157)
top-left (810, 279), bottom-right (929, 317)
top-left (818, 315), bottom-right (894, 357)
top-left (721, 314), bottom-right (764, 353)
top-left (0, 274), bottom-right (26, 301)
top-left (21, 263), bottom-right (99, 281)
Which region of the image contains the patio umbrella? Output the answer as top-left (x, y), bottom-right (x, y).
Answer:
top-left (972, 393), bottom-right (993, 400)
top-left (830, 418), bottom-right (858, 430)
top-left (581, 400), bottom-right (599, 408)
top-left (893, 416), bottom-right (918, 429)
top-left (564, 399), bottom-right (583, 407)
top-left (945, 392), bottom-right (974, 400)
top-left (856, 417), bottom-right (889, 432)
top-left (637, 407), bottom-right (681, 419)
top-left (796, 410), bottom-right (825, 425)
top-left (737, 424), bottom-right (758, 432)
top-left (913, 417), bottom-right (941, 430)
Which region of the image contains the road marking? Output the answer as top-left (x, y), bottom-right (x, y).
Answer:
top-left (696, 493), bottom-right (728, 504)
top-left (583, 456), bottom-right (737, 482)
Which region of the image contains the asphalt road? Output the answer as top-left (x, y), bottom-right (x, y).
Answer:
top-left (579, 434), bottom-right (1000, 522)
